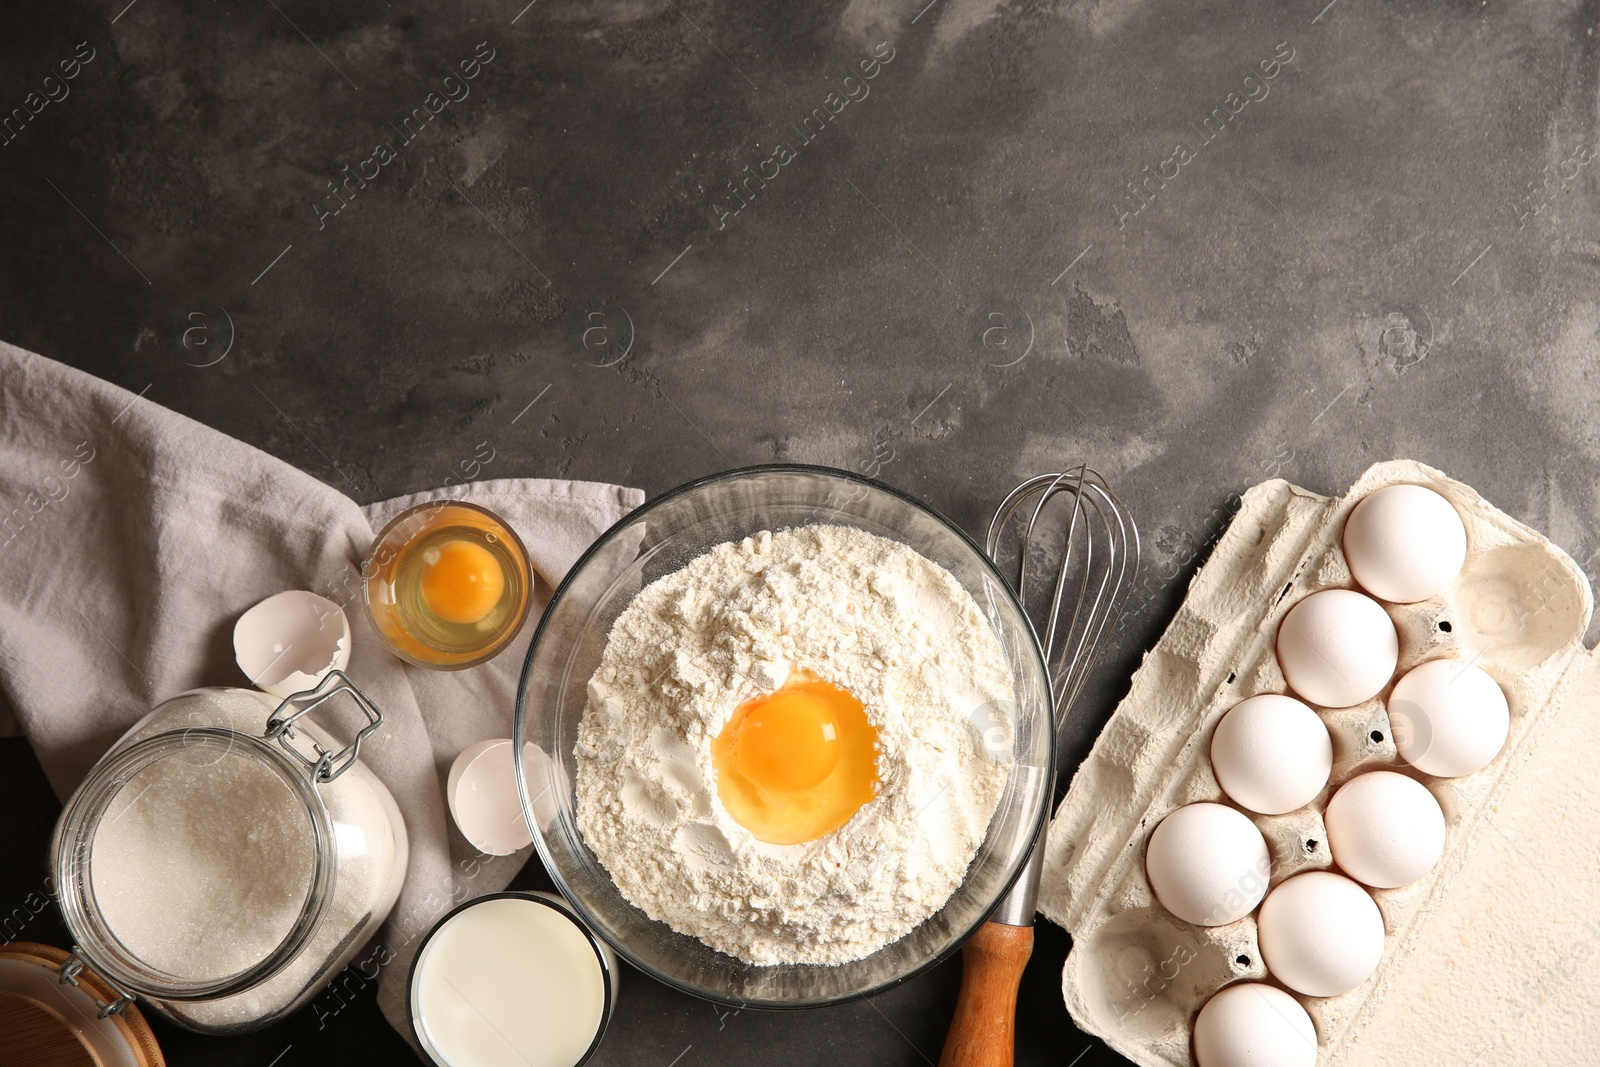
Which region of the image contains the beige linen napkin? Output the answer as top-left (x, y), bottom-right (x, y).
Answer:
top-left (0, 341), bottom-right (644, 1037)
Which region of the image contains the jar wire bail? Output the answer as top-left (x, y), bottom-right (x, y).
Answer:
top-left (59, 947), bottom-right (139, 1017)
top-left (263, 670), bottom-right (384, 783)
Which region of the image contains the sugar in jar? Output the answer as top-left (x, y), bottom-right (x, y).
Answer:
top-left (50, 673), bottom-right (407, 1034)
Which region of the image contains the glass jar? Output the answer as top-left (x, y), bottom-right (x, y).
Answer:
top-left (50, 672), bottom-right (409, 1035)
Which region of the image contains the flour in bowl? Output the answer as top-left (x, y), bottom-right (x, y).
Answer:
top-left (575, 524), bottom-right (1015, 965)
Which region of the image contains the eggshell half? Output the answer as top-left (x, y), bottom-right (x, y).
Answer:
top-left (233, 590), bottom-right (351, 699)
top-left (448, 739), bottom-right (535, 855)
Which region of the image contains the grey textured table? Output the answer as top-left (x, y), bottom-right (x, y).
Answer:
top-left (4, 1), bottom-right (1598, 1064)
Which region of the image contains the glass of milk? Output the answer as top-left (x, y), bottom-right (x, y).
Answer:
top-left (408, 892), bottom-right (619, 1067)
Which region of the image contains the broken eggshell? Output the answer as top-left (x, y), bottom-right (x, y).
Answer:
top-left (233, 590), bottom-right (352, 698)
top-left (449, 739), bottom-right (536, 856)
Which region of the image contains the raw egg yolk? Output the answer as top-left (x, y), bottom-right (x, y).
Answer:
top-left (419, 539), bottom-right (506, 624)
top-left (712, 671), bottom-right (878, 845)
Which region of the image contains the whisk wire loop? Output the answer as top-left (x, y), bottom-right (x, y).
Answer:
top-left (986, 466), bottom-right (1140, 726)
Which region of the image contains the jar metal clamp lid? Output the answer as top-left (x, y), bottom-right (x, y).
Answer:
top-left (50, 670), bottom-right (385, 1011)
top-left (262, 667), bottom-right (385, 783)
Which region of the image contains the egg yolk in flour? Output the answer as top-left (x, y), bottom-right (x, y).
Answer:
top-left (418, 539), bottom-right (506, 624)
top-left (712, 670), bottom-right (879, 845)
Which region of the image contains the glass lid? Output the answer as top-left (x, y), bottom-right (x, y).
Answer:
top-left (53, 728), bottom-right (335, 1001)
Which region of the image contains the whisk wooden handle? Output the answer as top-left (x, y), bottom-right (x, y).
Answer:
top-left (937, 921), bottom-right (1034, 1067)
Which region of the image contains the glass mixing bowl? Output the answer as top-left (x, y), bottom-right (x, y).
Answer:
top-left (513, 465), bottom-right (1052, 1008)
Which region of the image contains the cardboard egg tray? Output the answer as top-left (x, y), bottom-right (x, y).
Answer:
top-left (1036, 459), bottom-right (1600, 1066)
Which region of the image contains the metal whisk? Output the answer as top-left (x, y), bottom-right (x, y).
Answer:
top-left (986, 465), bottom-right (1141, 719)
top-left (939, 464), bottom-right (1139, 1067)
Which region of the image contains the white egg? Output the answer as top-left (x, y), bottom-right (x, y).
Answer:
top-left (1193, 982), bottom-right (1319, 1067)
top-left (1342, 483), bottom-right (1467, 603)
top-left (1145, 802), bottom-right (1271, 927)
top-left (1210, 694), bottom-right (1333, 815)
top-left (1387, 658), bottom-right (1510, 777)
top-left (1324, 771), bottom-right (1446, 888)
top-left (1276, 589), bottom-right (1398, 708)
top-left (1257, 871), bottom-right (1385, 997)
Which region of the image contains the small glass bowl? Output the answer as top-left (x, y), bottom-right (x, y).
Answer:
top-left (514, 465), bottom-right (1053, 1008)
top-left (363, 501), bottom-right (534, 670)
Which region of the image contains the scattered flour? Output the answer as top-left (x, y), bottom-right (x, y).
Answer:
top-left (575, 524), bottom-right (1015, 965)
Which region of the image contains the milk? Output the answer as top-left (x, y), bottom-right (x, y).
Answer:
top-left (411, 895), bottom-right (612, 1067)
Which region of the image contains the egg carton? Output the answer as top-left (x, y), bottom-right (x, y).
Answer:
top-left (1037, 459), bottom-right (1600, 1066)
